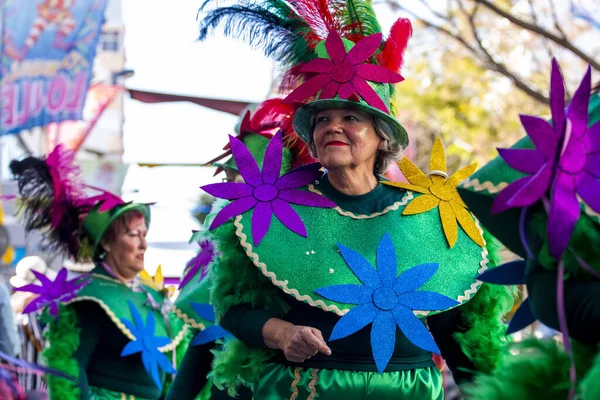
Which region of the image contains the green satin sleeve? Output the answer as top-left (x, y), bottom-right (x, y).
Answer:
top-left (253, 363), bottom-right (443, 400)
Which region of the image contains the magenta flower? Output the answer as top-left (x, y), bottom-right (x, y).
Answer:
top-left (201, 131), bottom-right (336, 245)
top-left (492, 59), bottom-right (600, 258)
top-left (45, 145), bottom-right (86, 228)
top-left (14, 268), bottom-right (92, 317)
top-left (179, 240), bottom-right (218, 289)
top-left (284, 31), bottom-right (403, 113)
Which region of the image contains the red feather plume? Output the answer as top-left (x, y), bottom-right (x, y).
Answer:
top-left (377, 18), bottom-right (412, 73)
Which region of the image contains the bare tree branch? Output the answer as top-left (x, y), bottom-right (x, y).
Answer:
top-left (461, 2), bottom-right (550, 103)
top-left (527, 0), bottom-right (554, 64)
top-left (547, 0), bottom-right (568, 39)
top-left (385, 0), bottom-right (551, 103)
top-left (416, 0), bottom-right (451, 22)
top-left (473, 0), bottom-right (600, 71)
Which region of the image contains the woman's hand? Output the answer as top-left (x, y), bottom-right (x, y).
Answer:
top-left (262, 318), bottom-right (331, 363)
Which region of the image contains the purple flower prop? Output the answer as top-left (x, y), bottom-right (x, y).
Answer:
top-left (120, 300), bottom-right (175, 390)
top-left (179, 240), bottom-right (218, 289)
top-left (14, 268), bottom-right (91, 317)
top-left (201, 131), bottom-right (336, 245)
top-left (492, 59), bottom-right (600, 258)
top-left (315, 234), bottom-right (458, 373)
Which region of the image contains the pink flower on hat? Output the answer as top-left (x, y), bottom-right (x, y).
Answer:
top-left (284, 31), bottom-right (403, 113)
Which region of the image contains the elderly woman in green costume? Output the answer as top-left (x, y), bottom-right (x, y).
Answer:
top-left (10, 146), bottom-right (188, 400)
top-left (195, 3), bottom-right (515, 399)
top-left (167, 98), bottom-right (309, 400)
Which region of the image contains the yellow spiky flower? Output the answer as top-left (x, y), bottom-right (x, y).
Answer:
top-left (382, 137), bottom-right (484, 248)
top-left (139, 265), bottom-right (164, 291)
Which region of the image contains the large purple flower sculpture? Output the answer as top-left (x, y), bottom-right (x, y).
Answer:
top-left (201, 131), bottom-right (336, 245)
top-left (492, 59), bottom-right (600, 258)
top-left (14, 268), bottom-right (91, 317)
top-left (284, 31), bottom-right (403, 113)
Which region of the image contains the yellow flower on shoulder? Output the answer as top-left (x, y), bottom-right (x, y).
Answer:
top-left (139, 265), bottom-right (164, 291)
top-left (382, 137), bottom-right (484, 248)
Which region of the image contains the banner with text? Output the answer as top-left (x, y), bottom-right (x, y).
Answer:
top-left (0, 0), bottom-right (108, 135)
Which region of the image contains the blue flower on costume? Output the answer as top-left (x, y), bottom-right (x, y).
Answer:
top-left (190, 303), bottom-right (233, 346)
top-left (120, 300), bottom-right (175, 390)
top-left (477, 260), bottom-right (535, 334)
top-left (315, 233), bottom-right (459, 373)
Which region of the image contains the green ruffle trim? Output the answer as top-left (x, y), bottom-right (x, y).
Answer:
top-left (464, 339), bottom-right (599, 399)
top-left (42, 304), bottom-right (81, 400)
top-left (454, 229), bottom-right (518, 374)
top-left (581, 345), bottom-right (600, 399)
top-left (208, 213), bottom-right (290, 395)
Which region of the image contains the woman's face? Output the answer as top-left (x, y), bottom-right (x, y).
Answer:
top-left (312, 108), bottom-right (382, 172)
top-left (102, 214), bottom-right (148, 279)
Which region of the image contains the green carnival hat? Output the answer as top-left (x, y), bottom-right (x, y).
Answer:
top-left (457, 90), bottom-right (600, 259)
top-left (288, 32), bottom-right (409, 148)
top-left (83, 202), bottom-right (151, 257)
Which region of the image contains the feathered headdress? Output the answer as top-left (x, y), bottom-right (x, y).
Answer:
top-left (10, 145), bottom-right (128, 261)
top-left (197, 0), bottom-right (412, 146)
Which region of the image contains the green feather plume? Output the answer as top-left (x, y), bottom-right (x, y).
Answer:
top-left (341, 0), bottom-right (381, 39)
top-left (206, 206), bottom-right (290, 394)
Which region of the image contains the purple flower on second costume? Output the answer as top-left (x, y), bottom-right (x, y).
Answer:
top-left (179, 240), bottom-right (218, 289)
top-left (14, 268), bottom-right (91, 316)
top-left (492, 59), bottom-right (600, 258)
top-left (202, 131), bottom-right (336, 245)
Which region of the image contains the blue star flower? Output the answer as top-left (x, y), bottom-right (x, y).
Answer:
top-left (189, 302), bottom-right (233, 346)
top-left (477, 260), bottom-right (535, 334)
top-left (120, 300), bottom-right (176, 390)
top-left (315, 233), bottom-right (459, 373)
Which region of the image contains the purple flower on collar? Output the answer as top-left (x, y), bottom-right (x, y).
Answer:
top-left (201, 131), bottom-right (336, 245)
top-left (492, 59), bottom-right (600, 258)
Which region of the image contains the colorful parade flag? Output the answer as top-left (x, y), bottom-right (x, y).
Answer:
top-left (0, 0), bottom-right (108, 135)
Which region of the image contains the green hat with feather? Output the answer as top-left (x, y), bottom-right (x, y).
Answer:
top-left (197, 0), bottom-right (414, 149)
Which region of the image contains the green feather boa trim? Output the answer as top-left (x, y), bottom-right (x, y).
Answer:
top-left (208, 218), bottom-right (290, 395)
top-left (581, 345), bottom-right (600, 399)
top-left (42, 305), bottom-right (81, 400)
top-left (454, 230), bottom-right (518, 374)
top-left (464, 339), bottom-right (599, 399)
